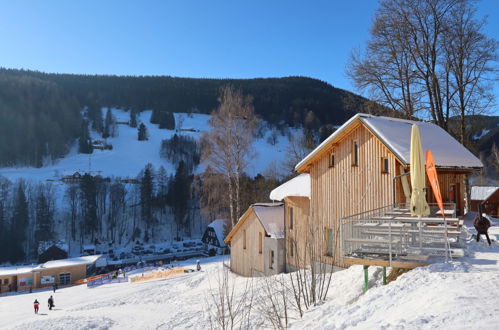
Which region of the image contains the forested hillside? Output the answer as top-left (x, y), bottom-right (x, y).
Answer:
top-left (0, 72), bottom-right (81, 167)
top-left (0, 68), bottom-right (386, 167)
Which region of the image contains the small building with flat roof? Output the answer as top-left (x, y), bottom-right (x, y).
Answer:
top-left (0, 255), bottom-right (101, 293)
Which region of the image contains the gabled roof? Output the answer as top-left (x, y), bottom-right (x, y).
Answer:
top-left (471, 186), bottom-right (498, 201)
top-left (295, 114), bottom-right (483, 172)
top-left (252, 203), bottom-right (285, 238)
top-left (207, 219), bottom-right (227, 247)
top-left (225, 202), bottom-right (284, 243)
top-left (269, 174), bottom-right (310, 201)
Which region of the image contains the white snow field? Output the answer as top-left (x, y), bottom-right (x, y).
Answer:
top-left (1, 217), bottom-right (498, 329)
top-left (0, 109), bottom-right (293, 182)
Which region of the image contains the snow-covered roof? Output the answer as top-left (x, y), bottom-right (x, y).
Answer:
top-left (295, 114), bottom-right (483, 171)
top-left (252, 203), bottom-right (285, 239)
top-left (208, 219), bottom-right (227, 247)
top-left (0, 265), bottom-right (37, 277)
top-left (471, 186), bottom-right (498, 201)
top-left (270, 174), bottom-right (311, 201)
top-left (33, 255), bottom-right (101, 270)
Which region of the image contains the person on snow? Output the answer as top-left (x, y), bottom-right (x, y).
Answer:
top-left (33, 299), bottom-right (39, 314)
top-left (48, 295), bottom-right (54, 310)
top-left (196, 260), bottom-right (201, 271)
top-left (52, 283), bottom-right (57, 293)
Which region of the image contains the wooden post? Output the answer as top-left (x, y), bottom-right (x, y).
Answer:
top-left (363, 265), bottom-right (369, 291)
top-left (383, 266), bottom-right (387, 285)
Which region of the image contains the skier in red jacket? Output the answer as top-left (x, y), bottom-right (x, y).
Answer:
top-left (33, 299), bottom-right (39, 314)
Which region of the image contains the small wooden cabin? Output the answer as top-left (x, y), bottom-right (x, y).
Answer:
top-left (202, 219), bottom-right (228, 255)
top-left (295, 114), bottom-right (482, 268)
top-left (225, 203), bottom-right (285, 277)
top-left (471, 186), bottom-right (499, 217)
top-left (270, 174), bottom-right (311, 272)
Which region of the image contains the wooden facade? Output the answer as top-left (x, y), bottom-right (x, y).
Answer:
top-left (225, 204), bottom-right (285, 277)
top-left (297, 119), bottom-right (477, 268)
top-left (284, 196), bottom-right (310, 271)
top-left (226, 209), bottom-right (266, 276)
top-left (471, 188), bottom-right (499, 217)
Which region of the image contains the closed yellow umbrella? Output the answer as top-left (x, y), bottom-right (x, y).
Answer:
top-left (410, 124), bottom-right (429, 217)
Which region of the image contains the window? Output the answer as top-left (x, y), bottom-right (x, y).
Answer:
top-left (259, 232), bottom-right (263, 254)
top-left (59, 272), bottom-right (71, 285)
top-left (289, 207), bottom-right (294, 230)
top-left (381, 157), bottom-right (389, 173)
top-left (329, 151), bottom-right (335, 168)
top-left (243, 229), bottom-right (247, 250)
top-left (325, 228), bottom-right (334, 256)
top-left (3, 279), bottom-right (8, 285)
top-left (269, 250), bottom-right (274, 269)
top-left (352, 141), bottom-right (359, 166)
top-left (289, 238), bottom-right (295, 257)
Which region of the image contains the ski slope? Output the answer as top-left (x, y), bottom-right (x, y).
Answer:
top-left (1, 218), bottom-right (498, 329)
top-left (0, 109), bottom-right (294, 183)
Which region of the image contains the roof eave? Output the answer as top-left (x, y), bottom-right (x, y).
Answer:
top-left (295, 114), bottom-right (364, 173)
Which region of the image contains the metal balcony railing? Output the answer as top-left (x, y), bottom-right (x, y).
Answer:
top-left (340, 203), bottom-right (461, 266)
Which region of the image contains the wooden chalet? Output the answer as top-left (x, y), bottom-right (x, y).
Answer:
top-left (202, 219), bottom-right (228, 255)
top-left (270, 174), bottom-right (311, 272)
top-left (294, 113), bottom-right (483, 269)
top-left (471, 186), bottom-right (499, 217)
top-left (225, 203), bottom-right (285, 277)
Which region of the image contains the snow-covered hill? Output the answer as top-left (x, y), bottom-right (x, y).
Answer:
top-left (1, 217), bottom-right (498, 329)
top-left (0, 109), bottom-right (293, 182)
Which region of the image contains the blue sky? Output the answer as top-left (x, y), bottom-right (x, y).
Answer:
top-left (0, 0), bottom-right (497, 108)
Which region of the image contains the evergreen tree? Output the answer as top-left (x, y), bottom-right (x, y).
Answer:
top-left (169, 161), bottom-right (192, 239)
top-left (34, 188), bottom-right (53, 243)
top-left (129, 109), bottom-right (138, 128)
top-left (9, 182), bottom-right (29, 262)
top-left (80, 174), bottom-right (98, 241)
top-left (102, 108), bottom-right (114, 138)
top-left (159, 112), bottom-right (175, 130)
top-left (79, 120), bottom-right (93, 154)
top-left (138, 123), bottom-right (148, 141)
top-left (140, 164), bottom-right (154, 240)
top-left (150, 109), bottom-right (160, 124)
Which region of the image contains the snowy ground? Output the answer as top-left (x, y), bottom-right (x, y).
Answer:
top-left (0, 109), bottom-right (293, 182)
top-left (1, 218), bottom-right (498, 329)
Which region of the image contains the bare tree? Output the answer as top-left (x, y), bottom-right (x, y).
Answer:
top-left (202, 85), bottom-right (257, 228)
top-left (206, 262), bottom-right (254, 330)
top-left (348, 0), bottom-right (497, 136)
top-left (284, 130), bottom-right (314, 174)
top-left (444, 1), bottom-right (498, 143)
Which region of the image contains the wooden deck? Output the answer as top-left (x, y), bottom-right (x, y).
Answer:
top-left (341, 205), bottom-right (463, 269)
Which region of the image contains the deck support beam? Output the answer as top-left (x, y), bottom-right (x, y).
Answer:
top-left (383, 266), bottom-right (387, 285)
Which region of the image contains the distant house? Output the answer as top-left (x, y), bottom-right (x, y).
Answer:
top-left (270, 174), bottom-right (311, 272)
top-left (471, 186), bottom-right (499, 217)
top-left (202, 219), bottom-right (227, 255)
top-left (61, 171), bottom-right (82, 183)
top-left (225, 203), bottom-right (285, 277)
top-left (0, 255), bottom-right (101, 292)
top-left (38, 245), bottom-right (68, 263)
